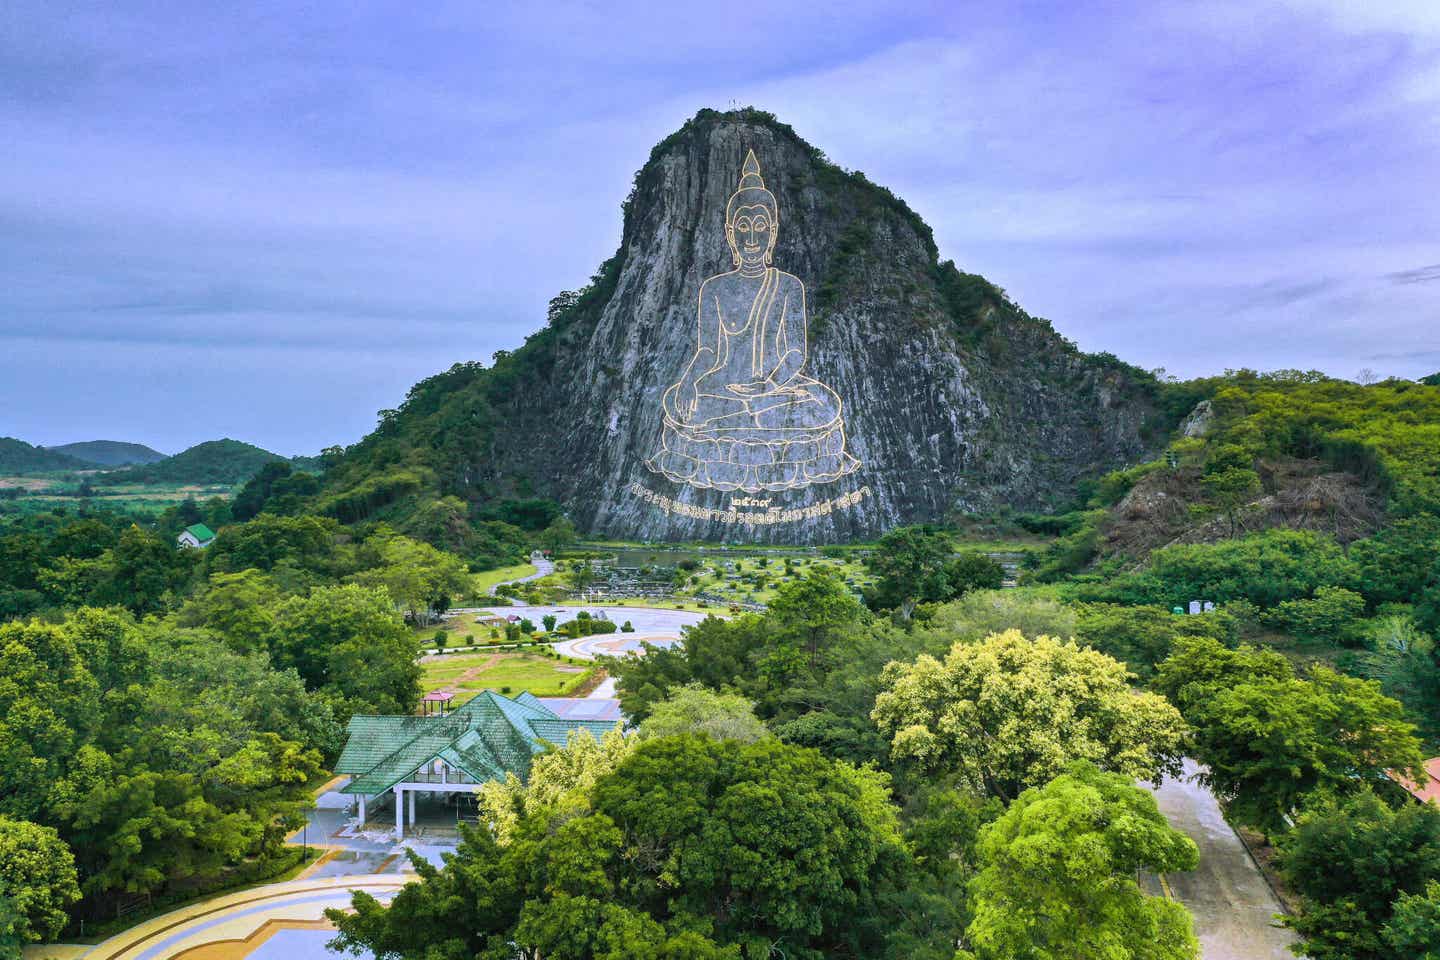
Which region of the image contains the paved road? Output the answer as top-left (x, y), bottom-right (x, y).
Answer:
top-left (1146, 760), bottom-right (1297, 960)
top-left (487, 557), bottom-right (553, 597)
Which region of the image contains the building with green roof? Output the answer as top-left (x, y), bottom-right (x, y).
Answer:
top-left (334, 689), bottom-right (620, 836)
top-left (177, 523), bottom-right (216, 549)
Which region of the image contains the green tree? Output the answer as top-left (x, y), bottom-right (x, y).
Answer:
top-left (958, 762), bottom-right (1199, 960)
top-left (269, 584), bottom-right (421, 719)
top-left (873, 630), bottom-right (1185, 802)
top-left (538, 516), bottom-right (578, 557)
top-left (174, 569), bottom-right (283, 653)
top-left (331, 735), bottom-right (908, 960)
top-left (1384, 881), bottom-right (1440, 960)
top-left (864, 526), bottom-right (956, 616)
top-left (0, 817), bottom-right (79, 948)
top-left (1156, 636), bottom-right (1425, 833)
top-left (637, 684), bottom-right (769, 743)
top-left (1279, 789), bottom-right (1440, 960)
top-left (1264, 585), bottom-right (1366, 646)
top-left (0, 620), bottom-right (99, 820)
top-left (351, 534), bottom-right (471, 623)
top-left (947, 551), bottom-right (1005, 595)
top-left (1074, 602), bottom-right (1231, 681)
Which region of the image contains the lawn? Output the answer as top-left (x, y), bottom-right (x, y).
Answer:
top-left (473, 562), bottom-right (538, 594)
top-left (420, 649), bottom-right (593, 704)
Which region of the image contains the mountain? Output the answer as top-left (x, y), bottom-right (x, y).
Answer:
top-left (321, 108), bottom-right (1164, 543)
top-left (99, 439), bottom-right (291, 486)
top-left (0, 438), bottom-right (89, 473)
top-left (49, 440), bottom-right (167, 467)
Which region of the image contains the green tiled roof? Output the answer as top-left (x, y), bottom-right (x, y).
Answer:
top-left (183, 523), bottom-right (216, 542)
top-left (335, 691), bottom-right (622, 796)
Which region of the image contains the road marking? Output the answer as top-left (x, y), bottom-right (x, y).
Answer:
top-left (1158, 873), bottom-right (1175, 900)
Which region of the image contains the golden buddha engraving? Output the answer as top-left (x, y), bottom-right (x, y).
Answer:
top-left (646, 150), bottom-right (861, 493)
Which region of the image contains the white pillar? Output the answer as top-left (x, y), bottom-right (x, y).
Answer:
top-left (395, 787), bottom-right (404, 836)
top-left (358, 795), bottom-right (367, 825)
top-left (408, 789), bottom-right (416, 825)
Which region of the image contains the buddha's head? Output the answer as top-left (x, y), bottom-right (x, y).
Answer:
top-left (725, 149), bottom-right (778, 270)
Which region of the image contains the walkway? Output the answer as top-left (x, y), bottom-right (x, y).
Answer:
top-left (535, 605), bottom-right (706, 660)
top-left (75, 875), bottom-right (410, 960)
top-left (1145, 760), bottom-right (1297, 960)
top-left (487, 557), bottom-right (553, 597)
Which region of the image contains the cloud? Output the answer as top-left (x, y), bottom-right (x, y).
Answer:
top-left (2, 0), bottom-right (1439, 452)
top-left (1386, 264), bottom-right (1440, 284)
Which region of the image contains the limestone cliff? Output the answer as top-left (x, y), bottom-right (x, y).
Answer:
top-left (328, 109), bottom-right (1164, 544)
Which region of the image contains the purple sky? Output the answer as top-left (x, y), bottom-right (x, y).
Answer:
top-left (3, 1), bottom-right (1438, 455)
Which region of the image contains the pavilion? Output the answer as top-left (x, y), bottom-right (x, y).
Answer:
top-left (334, 689), bottom-right (620, 836)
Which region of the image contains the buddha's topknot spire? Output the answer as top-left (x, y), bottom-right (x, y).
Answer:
top-left (738, 149), bottom-right (765, 191)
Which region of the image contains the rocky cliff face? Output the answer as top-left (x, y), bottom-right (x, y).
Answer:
top-left (340, 109), bottom-right (1162, 544)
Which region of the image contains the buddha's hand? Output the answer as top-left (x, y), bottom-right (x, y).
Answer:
top-left (725, 380), bottom-right (779, 398)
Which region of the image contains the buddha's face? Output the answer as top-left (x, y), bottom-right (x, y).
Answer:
top-left (729, 203), bottom-right (776, 268)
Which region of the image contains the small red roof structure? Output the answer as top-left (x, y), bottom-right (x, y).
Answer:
top-left (420, 689), bottom-right (455, 717)
top-left (1387, 757), bottom-right (1440, 804)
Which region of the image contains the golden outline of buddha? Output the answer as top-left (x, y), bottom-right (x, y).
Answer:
top-left (646, 150), bottom-right (861, 493)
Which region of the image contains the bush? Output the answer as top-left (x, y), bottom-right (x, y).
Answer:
top-left (1265, 586), bottom-right (1367, 646)
top-left (621, 620), bottom-right (635, 632)
top-left (500, 685), bottom-right (512, 694)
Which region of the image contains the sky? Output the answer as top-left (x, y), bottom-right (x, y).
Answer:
top-left (3, 1), bottom-right (1438, 456)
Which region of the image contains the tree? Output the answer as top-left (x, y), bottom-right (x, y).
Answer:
top-left (637, 684), bottom-right (769, 743)
top-left (0, 817), bottom-right (79, 948)
top-left (1352, 616), bottom-right (1440, 745)
top-left (564, 560), bottom-right (595, 593)
top-left (864, 526), bottom-right (957, 616)
top-left (1156, 636), bottom-right (1425, 833)
top-left (174, 569), bottom-right (282, 653)
top-left (542, 614), bottom-right (557, 632)
top-left (1279, 789), bottom-right (1440, 960)
top-left (331, 735), bottom-right (909, 960)
top-left (0, 620), bottom-right (99, 820)
top-left (958, 762), bottom-right (1199, 960)
top-left (762, 568), bottom-right (869, 676)
top-left (1384, 881), bottom-right (1440, 959)
top-left (538, 516), bottom-right (577, 557)
top-left (1074, 602), bottom-right (1231, 681)
top-left (269, 584), bottom-right (421, 719)
top-left (1264, 585), bottom-right (1366, 646)
top-left (872, 630), bottom-right (1185, 802)
top-left (947, 551), bottom-right (1005, 595)
top-left (351, 534), bottom-right (471, 623)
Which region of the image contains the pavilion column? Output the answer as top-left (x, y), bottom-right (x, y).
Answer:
top-left (358, 795), bottom-right (367, 825)
top-left (408, 789), bottom-right (416, 825)
top-left (395, 786), bottom-right (404, 836)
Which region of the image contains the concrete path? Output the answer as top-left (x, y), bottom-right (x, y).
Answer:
top-left (1146, 760), bottom-right (1297, 960)
top-left (77, 874), bottom-right (410, 960)
top-left (535, 605), bottom-right (705, 661)
top-left (587, 676), bottom-right (618, 699)
top-left (487, 558), bottom-right (553, 597)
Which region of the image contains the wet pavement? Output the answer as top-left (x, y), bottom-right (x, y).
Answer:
top-left (1144, 760), bottom-right (1298, 960)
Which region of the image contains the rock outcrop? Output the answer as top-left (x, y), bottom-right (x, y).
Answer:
top-left (332, 109), bottom-right (1163, 543)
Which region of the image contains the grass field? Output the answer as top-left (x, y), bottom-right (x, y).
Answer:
top-left (420, 649), bottom-right (592, 704)
top-left (473, 562), bottom-right (538, 594)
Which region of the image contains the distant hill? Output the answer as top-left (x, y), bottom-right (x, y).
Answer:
top-left (98, 439), bottom-right (291, 486)
top-left (0, 437), bottom-right (89, 473)
top-left (49, 440), bottom-right (167, 467)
